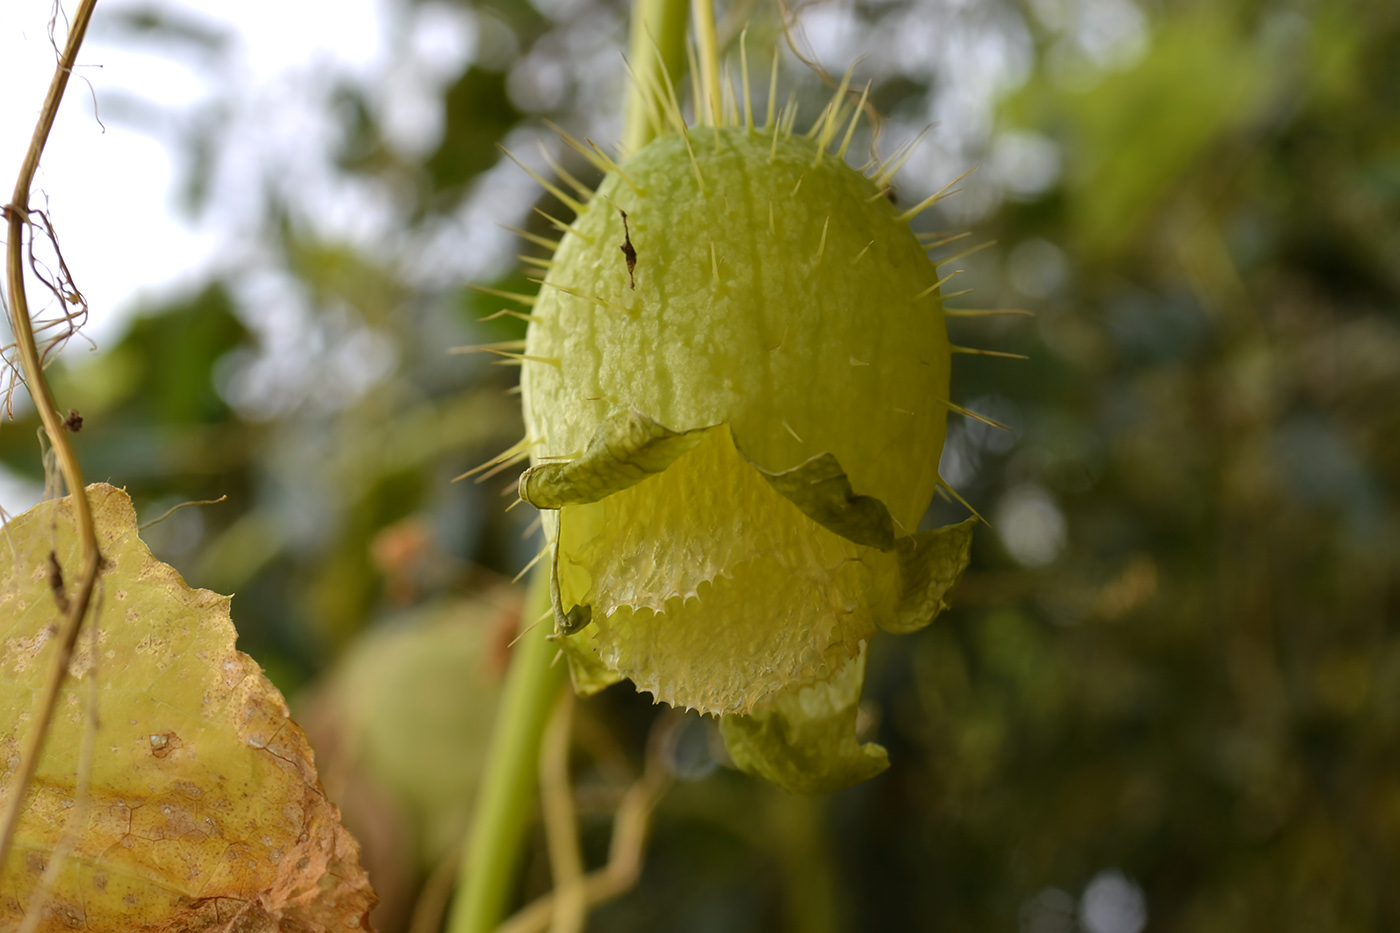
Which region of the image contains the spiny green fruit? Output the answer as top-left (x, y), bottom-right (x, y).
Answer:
top-left (507, 93), bottom-right (976, 793)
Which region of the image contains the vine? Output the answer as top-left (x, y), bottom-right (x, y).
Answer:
top-left (0, 0), bottom-right (102, 873)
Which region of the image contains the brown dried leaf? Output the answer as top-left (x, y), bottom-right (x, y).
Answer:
top-left (0, 484), bottom-right (376, 931)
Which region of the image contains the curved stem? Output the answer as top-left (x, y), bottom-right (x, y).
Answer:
top-left (539, 691), bottom-right (584, 933)
top-left (623, 0), bottom-right (691, 154)
top-left (0, 0), bottom-right (103, 872)
top-left (447, 568), bottom-right (568, 933)
top-left (495, 715), bottom-right (677, 933)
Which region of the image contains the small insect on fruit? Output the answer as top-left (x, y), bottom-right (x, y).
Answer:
top-left (618, 210), bottom-right (637, 289)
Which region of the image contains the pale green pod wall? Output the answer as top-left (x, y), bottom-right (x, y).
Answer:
top-left (522, 129), bottom-right (951, 532)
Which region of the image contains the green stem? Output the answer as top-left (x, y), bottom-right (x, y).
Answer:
top-left (623, 0), bottom-right (691, 154)
top-left (691, 0), bottom-right (721, 127)
top-left (447, 569), bottom-right (566, 933)
top-left (448, 7), bottom-right (693, 929)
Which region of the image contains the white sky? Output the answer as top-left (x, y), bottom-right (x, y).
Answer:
top-left (0, 0), bottom-right (398, 512)
top-left (0, 0), bottom-right (392, 345)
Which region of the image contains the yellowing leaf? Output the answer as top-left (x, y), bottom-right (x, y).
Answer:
top-left (0, 485), bottom-right (375, 932)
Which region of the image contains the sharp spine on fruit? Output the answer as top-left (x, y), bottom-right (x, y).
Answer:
top-left (545, 119), bottom-right (643, 193)
top-left (450, 339), bottom-right (528, 354)
top-left (915, 269), bottom-right (963, 301)
top-left (816, 216), bottom-right (830, 263)
top-left (920, 231), bottom-right (972, 250)
top-left (781, 419), bottom-right (804, 443)
top-left (681, 130), bottom-right (706, 192)
top-left (874, 125), bottom-right (932, 188)
top-left (518, 255), bottom-right (553, 270)
top-left (944, 308), bottom-right (1035, 317)
top-left (513, 541), bottom-right (552, 584)
top-left (506, 609), bottom-right (552, 648)
top-left (938, 479), bottom-right (989, 525)
top-left (709, 236), bottom-right (721, 286)
top-left (536, 141), bottom-right (593, 202)
top-left (479, 308), bottom-right (535, 323)
top-left (533, 278), bottom-right (632, 317)
top-left (767, 323), bottom-right (788, 352)
top-left (898, 167), bottom-right (978, 223)
top-left (782, 93), bottom-right (799, 136)
top-left (814, 63), bottom-right (858, 163)
top-left (469, 284), bottom-right (537, 306)
top-left (951, 346), bottom-right (1030, 359)
top-left (934, 238), bottom-right (996, 267)
top-left (485, 349), bottom-right (561, 368)
top-left (456, 437), bottom-right (540, 482)
top-left (852, 240), bottom-right (874, 264)
top-left (941, 287), bottom-right (974, 300)
top-left (533, 207), bottom-right (593, 243)
top-left (521, 514), bottom-right (543, 540)
top-left (722, 58), bottom-right (740, 129)
top-left (585, 138), bottom-right (643, 192)
top-left (940, 398), bottom-right (1011, 432)
top-left (498, 145), bottom-right (586, 216)
top-left (473, 449), bottom-right (531, 483)
top-left (499, 223), bottom-right (559, 251)
top-left (837, 81), bottom-right (872, 160)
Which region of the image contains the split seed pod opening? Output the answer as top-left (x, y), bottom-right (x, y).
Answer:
top-left (514, 113), bottom-right (974, 794)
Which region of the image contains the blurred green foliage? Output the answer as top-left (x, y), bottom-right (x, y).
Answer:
top-left (5, 0), bottom-right (1399, 930)
top-left (426, 68), bottom-right (524, 204)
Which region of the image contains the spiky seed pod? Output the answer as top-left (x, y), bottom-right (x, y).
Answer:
top-left (512, 92), bottom-right (976, 794)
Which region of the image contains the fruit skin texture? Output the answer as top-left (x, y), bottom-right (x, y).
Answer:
top-left (518, 126), bottom-right (972, 790)
top-left (524, 129), bottom-right (949, 529)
